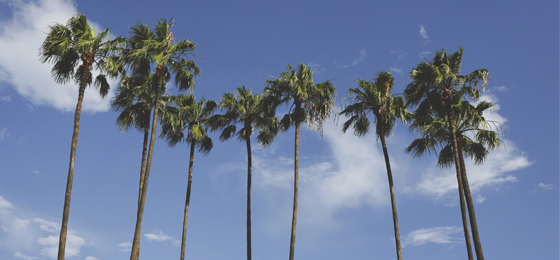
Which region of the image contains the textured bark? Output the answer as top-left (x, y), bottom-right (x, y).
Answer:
top-left (130, 75), bottom-right (163, 260)
top-left (455, 138), bottom-right (474, 260)
top-left (458, 138), bottom-right (485, 260)
top-left (380, 135), bottom-right (402, 260)
top-left (246, 136), bottom-right (252, 260)
top-left (288, 120), bottom-right (300, 260)
top-left (137, 120), bottom-right (151, 210)
top-left (180, 141), bottom-right (196, 260)
top-left (57, 64), bottom-right (89, 260)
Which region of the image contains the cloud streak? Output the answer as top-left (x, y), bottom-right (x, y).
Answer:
top-left (335, 48), bottom-right (367, 69)
top-left (402, 226), bottom-right (462, 247)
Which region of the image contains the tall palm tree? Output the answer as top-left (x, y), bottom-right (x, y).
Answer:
top-left (124, 18), bottom-right (200, 260)
top-left (404, 47), bottom-right (490, 260)
top-left (406, 94), bottom-right (501, 260)
top-left (39, 14), bottom-right (124, 260)
top-left (340, 72), bottom-right (411, 260)
top-left (111, 74), bottom-right (163, 210)
top-left (264, 63), bottom-right (336, 260)
top-left (160, 94), bottom-right (217, 260)
top-left (209, 86), bottom-right (279, 260)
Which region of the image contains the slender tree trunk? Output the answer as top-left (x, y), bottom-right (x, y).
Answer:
top-left (455, 138), bottom-right (474, 260)
top-left (57, 76), bottom-right (87, 260)
top-left (130, 76), bottom-right (163, 260)
top-left (246, 136), bottom-right (252, 260)
top-left (288, 120), bottom-right (300, 260)
top-left (457, 137), bottom-right (484, 260)
top-left (379, 135), bottom-right (402, 260)
top-left (180, 141), bottom-right (196, 260)
top-left (137, 120), bottom-right (151, 210)
top-left (445, 97), bottom-right (481, 260)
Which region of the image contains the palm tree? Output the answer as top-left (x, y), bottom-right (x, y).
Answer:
top-left (111, 74), bottom-right (163, 210)
top-left (340, 72), bottom-right (411, 260)
top-left (404, 47), bottom-right (490, 260)
top-left (209, 86), bottom-right (279, 260)
top-left (264, 63), bottom-right (336, 260)
top-left (406, 94), bottom-right (501, 260)
top-left (124, 18), bottom-right (200, 260)
top-left (39, 14), bottom-right (124, 260)
top-left (160, 94), bottom-right (217, 260)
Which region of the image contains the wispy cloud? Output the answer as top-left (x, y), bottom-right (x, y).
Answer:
top-left (495, 86), bottom-right (509, 92)
top-left (0, 0), bottom-right (114, 113)
top-left (419, 25), bottom-right (430, 44)
top-left (13, 252), bottom-right (39, 260)
top-left (537, 183), bottom-right (553, 191)
top-left (335, 48), bottom-right (367, 69)
top-left (0, 95), bottom-right (11, 102)
top-left (0, 127), bottom-right (9, 141)
top-left (86, 256), bottom-right (100, 260)
top-left (475, 194), bottom-right (486, 204)
top-left (402, 226), bottom-right (462, 247)
top-left (117, 242), bottom-right (132, 253)
top-left (307, 62), bottom-right (326, 74)
top-left (0, 196), bottom-right (88, 259)
top-left (145, 230), bottom-right (180, 246)
top-left (390, 66), bottom-right (404, 76)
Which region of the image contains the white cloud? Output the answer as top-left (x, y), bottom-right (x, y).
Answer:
top-left (0, 0), bottom-right (114, 113)
top-left (0, 95), bottom-right (11, 102)
top-left (419, 25), bottom-right (430, 44)
top-left (117, 241), bottom-right (132, 253)
top-left (38, 230), bottom-right (85, 259)
top-left (0, 196), bottom-right (13, 209)
top-left (538, 183), bottom-right (553, 191)
top-left (145, 230), bottom-right (180, 246)
top-left (495, 86), bottom-right (509, 92)
top-left (402, 226), bottom-right (462, 247)
top-left (0, 127), bottom-right (9, 141)
top-left (13, 252), bottom-right (39, 260)
top-left (475, 194), bottom-right (486, 204)
top-left (0, 196), bottom-right (87, 259)
top-left (335, 48), bottom-right (367, 68)
top-left (390, 66), bottom-right (404, 75)
top-left (307, 62), bottom-right (326, 74)
top-left (254, 123), bottom-right (391, 231)
top-left (145, 229), bottom-right (173, 242)
top-left (86, 256), bottom-right (100, 260)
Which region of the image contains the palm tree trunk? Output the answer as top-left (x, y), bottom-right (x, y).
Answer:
top-left (137, 120), bottom-right (150, 210)
top-left (288, 120), bottom-right (300, 260)
top-left (180, 141), bottom-right (196, 260)
top-left (246, 136), bottom-right (252, 260)
top-left (454, 147), bottom-right (474, 260)
top-left (445, 98), bottom-right (480, 260)
top-left (379, 135), bottom-right (402, 260)
top-left (130, 76), bottom-right (163, 260)
top-left (457, 138), bottom-right (484, 260)
top-left (57, 79), bottom-right (87, 260)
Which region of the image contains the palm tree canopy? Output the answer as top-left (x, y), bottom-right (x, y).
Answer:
top-left (125, 18), bottom-right (199, 92)
top-left (340, 71), bottom-right (411, 138)
top-left (264, 63), bottom-right (336, 135)
top-left (111, 73), bottom-right (168, 132)
top-left (404, 47), bottom-right (490, 110)
top-left (160, 94), bottom-right (217, 154)
top-left (40, 14), bottom-right (125, 96)
top-left (210, 86), bottom-right (279, 148)
top-left (406, 93), bottom-right (502, 168)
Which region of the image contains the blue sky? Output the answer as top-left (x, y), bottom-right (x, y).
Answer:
top-left (0, 0), bottom-right (558, 259)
